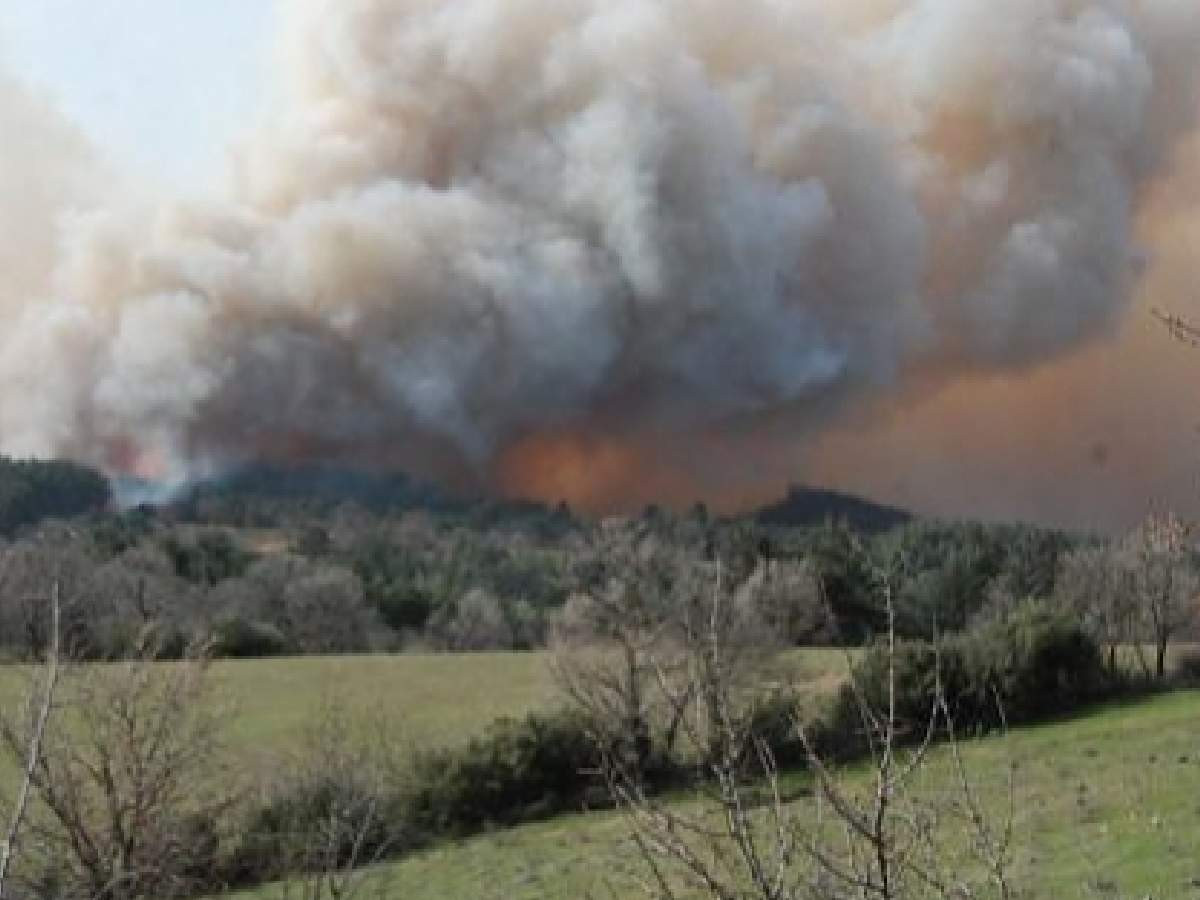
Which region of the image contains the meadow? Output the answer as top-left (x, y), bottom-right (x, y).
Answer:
top-left (0, 648), bottom-right (851, 773)
top-left (199, 648), bottom-right (846, 759)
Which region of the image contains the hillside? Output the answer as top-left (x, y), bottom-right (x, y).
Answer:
top-left (234, 690), bottom-right (1200, 899)
top-left (754, 484), bottom-right (913, 532)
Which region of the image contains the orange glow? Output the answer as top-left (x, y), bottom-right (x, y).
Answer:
top-left (494, 429), bottom-right (798, 515)
top-left (103, 438), bottom-right (169, 482)
top-left (497, 432), bottom-right (660, 513)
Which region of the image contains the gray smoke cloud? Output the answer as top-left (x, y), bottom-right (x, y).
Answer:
top-left (1, 0), bottom-right (1199, 511)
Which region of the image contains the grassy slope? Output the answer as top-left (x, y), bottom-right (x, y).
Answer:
top-left (236, 690), bottom-right (1200, 899)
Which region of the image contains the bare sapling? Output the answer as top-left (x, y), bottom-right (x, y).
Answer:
top-left (585, 538), bottom-right (1019, 900)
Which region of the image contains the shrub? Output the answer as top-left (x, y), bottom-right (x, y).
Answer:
top-left (229, 765), bottom-right (401, 885)
top-left (402, 709), bottom-right (604, 837)
top-left (959, 601), bottom-right (1109, 723)
top-left (745, 688), bottom-right (812, 769)
top-left (375, 585), bottom-right (435, 631)
top-left (211, 617), bottom-right (289, 658)
top-left (819, 603), bottom-right (1112, 759)
top-left (1171, 646), bottom-right (1200, 687)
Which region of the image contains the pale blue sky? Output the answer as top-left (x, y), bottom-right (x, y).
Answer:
top-left (0, 1), bottom-right (275, 187)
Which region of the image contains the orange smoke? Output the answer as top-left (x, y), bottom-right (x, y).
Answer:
top-left (103, 438), bottom-right (171, 482)
top-left (495, 431), bottom-right (791, 515)
top-left (498, 433), bottom-right (677, 513)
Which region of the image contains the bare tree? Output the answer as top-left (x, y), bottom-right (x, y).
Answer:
top-left (1152, 307), bottom-right (1200, 347)
top-left (1125, 510), bottom-right (1199, 680)
top-left (253, 700), bottom-right (406, 900)
top-left (551, 526), bottom-right (679, 773)
top-left (588, 545), bottom-right (1017, 900)
top-left (282, 565), bottom-right (380, 654)
top-left (0, 525), bottom-right (96, 660)
top-left (0, 635), bottom-right (236, 899)
top-left (0, 580), bottom-right (61, 898)
top-left (735, 557), bottom-right (831, 646)
top-left (1054, 541), bottom-right (1137, 674)
top-left (428, 587), bottom-right (513, 651)
top-left (550, 523), bottom-right (780, 775)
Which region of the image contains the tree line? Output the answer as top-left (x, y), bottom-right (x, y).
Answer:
top-left (1, 480), bottom-right (1198, 668)
top-left (0, 457), bottom-right (109, 537)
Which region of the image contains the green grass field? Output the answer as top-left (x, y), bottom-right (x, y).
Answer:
top-left (209, 653), bottom-right (562, 756)
top-left (232, 689), bottom-right (1200, 900)
top-left (204, 648), bottom-right (850, 778)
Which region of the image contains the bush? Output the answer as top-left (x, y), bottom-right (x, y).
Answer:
top-left (375, 585), bottom-right (435, 631)
top-left (211, 618), bottom-right (289, 658)
top-left (817, 603), bottom-right (1112, 759)
top-left (1171, 647), bottom-right (1200, 687)
top-left (959, 602), bottom-right (1109, 723)
top-left (228, 766), bottom-right (401, 885)
top-left (402, 710), bottom-right (605, 837)
top-left (745, 689), bottom-right (811, 769)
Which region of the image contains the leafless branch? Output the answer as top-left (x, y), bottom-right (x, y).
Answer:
top-left (0, 580), bottom-right (61, 897)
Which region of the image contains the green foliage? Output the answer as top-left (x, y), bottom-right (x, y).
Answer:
top-left (376, 585), bottom-right (437, 631)
top-left (879, 520), bottom-right (1077, 638)
top-left (801, 522), bottom-right (889, 642)
top-left (827, 603), bottom-right (1111, 755)
top-left (347, 535), bottom-right (436, 629)
top-left (961, 602), bottom-right (1111, 720)
top-left (88, 505), bottom-right (157, 558)
top-left (752, 606), bottom-right (1114, 767)
top-left (403, 710), bottom-right (604, 835)
top-left (0, 456), bottom-right (110, 535)
top-left (1169, 646), bottom-right (1200, 687)
top-left (211, 618), bottom-right (289, 659)
top-left (161, 529), bottom-right (255, 585)
top-left (179, 463), bottom-right (454, 522)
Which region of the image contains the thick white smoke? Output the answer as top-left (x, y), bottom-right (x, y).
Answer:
top-left (1, 0), bottom-right (1199, 510)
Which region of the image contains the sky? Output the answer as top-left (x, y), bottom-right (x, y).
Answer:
top-left (0, 1), bottom-right (273, 187)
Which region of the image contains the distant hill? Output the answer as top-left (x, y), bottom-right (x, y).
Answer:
top-left (754, 485), bottom-right (913, 532)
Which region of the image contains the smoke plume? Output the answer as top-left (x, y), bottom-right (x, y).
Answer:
top-left (2, 0), bottom-right (1200, 527)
